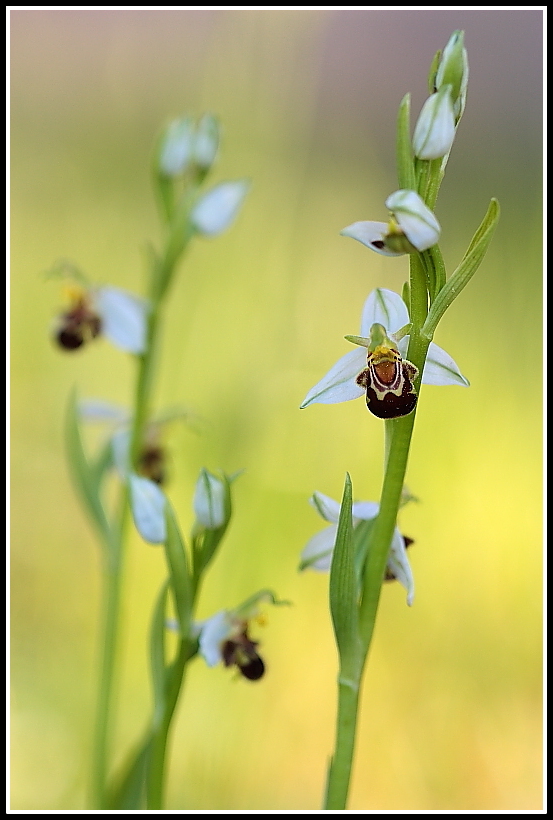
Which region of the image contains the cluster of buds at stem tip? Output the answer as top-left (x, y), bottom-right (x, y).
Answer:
top-left (157, 113), bottom-right (220, 180)
top-left (412, 30), bottom-right (468, 160)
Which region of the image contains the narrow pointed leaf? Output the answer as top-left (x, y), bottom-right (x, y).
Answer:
top-left (88, 436), bottom-right (115, 492)
top-left (164, 506), bottom-right (193, 634)
top-left (396, 93), bottom-right (416, 190)
top-left (150, 580), bottom-right (171, 725)
top-left (329, 474), bottom-right (360, 671)
top-left (422, 198), bottom-right (500, 337)
top-left (65, 389), bottom-right (110, 543)
top-left (105, 735), bottom-right (151, 809)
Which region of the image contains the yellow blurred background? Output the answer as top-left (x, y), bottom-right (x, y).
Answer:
top-left (10, 9), bottom-right (543, 811)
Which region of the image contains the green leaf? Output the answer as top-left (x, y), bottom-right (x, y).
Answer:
top-left (164, 505), bottom-right (193, 634)
top-left (88, 436), bottom-right (115, 492)
top-left (396, 94), bottom-right (416, 191)
top-left (427, 49), bottom-right (441, 94)
top-left (422, 198), bottom-right (500, 337)
top-left (65, 388), bottom-right (110, 544)
top-left (426, 242), bottom-right (447, 300)
top-left (352, 517), bottom-right (377, 590)
top-left (104, 735), bottom-right (151, 809)
top-left (329, 474), bottom-right (360, 673)
top-left (150, 580), bottom-right (171, 727)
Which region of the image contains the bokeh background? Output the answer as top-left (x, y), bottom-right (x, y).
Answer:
top-left (10, 9), bottom-right (543, 811)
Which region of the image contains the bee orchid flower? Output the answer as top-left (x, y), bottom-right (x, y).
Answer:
top-left (54, 283), bottom-right (148, 354)
top-left (300, 288), bottom-right (468, 413)
top-left (192, 591), bottom-right (288, 681)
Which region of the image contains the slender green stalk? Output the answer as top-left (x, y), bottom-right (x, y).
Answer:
top-left (91, 204), bottom-right (194, 806)
top-left (324, 679), bottom-right (361, 810)
top-left (321, 32), bottom-right (496, 813)
top-left (129, 305), bottom-right (161, 468)
top-left (358, 414), bottom-right (417, 648)
top-left (324, 247), bottom-right (434, 809)
top-left (90, 494), bottom-right (130, 808)
top-left (146, 640), bottom-right (192, 809)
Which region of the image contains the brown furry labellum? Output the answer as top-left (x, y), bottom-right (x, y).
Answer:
top-left (356, 344), bottom-right (419, 419)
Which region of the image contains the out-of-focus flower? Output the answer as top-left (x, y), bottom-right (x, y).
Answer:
top-left (54, 283), bottom-right (148, 354)
top-left (194, 591), bottom-right (287, 681)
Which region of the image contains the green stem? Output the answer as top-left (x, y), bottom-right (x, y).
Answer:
top-left (358, 413), bottom-right (417, 649)
top-left (130, 305), bottom-right (161, 468)
top-left (324, 678), bottom-right (361, 810)
top-left (146, 641), bottom-right (191, 809)
top-left (90, 201), bottom-right (194, 807)
top-left (90, 494), bottom-right (129, 808)
top-left (324, 247), bottom-right (435, 810)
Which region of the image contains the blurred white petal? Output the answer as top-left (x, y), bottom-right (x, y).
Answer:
top-left (198, 611), bottom-right (232, 666)
top-left (300, 525), bottom-right (337, 572)
top-left (159, 117), bottom-right (194, 176)
top-left (95, 287), bottom-right (148, 354)
top-left (192, 180), bottom-right (250, 236)
top-left (129, 473), bottom-right (166, 545)
top-left (78, 399), bottom-right (129, 423)
top-left (352, 501), bottom-right (380, 521)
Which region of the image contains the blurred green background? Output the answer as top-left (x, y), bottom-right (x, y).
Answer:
top-left (10, 9), bottom-right (543, 811)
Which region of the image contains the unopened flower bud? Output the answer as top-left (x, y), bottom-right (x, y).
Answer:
top-left (193, 114), bottom-right (220, 171)
top-left (413, 86), bottom-right (456, 160)
top-left (158, 117), bottom-right (195, 177)
top-left (193, 468), bottom-right (226, 529)
top-left (435, 30), bottom-right (468, 121)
